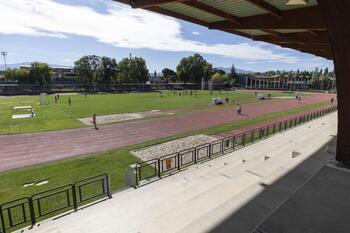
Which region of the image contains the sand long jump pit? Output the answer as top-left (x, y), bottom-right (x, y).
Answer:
top-left (131, 134), bottom-right (219, 162)
top-left (79, 110), bottom-right (174, 126)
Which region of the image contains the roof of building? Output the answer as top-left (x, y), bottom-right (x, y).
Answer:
top-left (114, 0), bottom-right (331, 59)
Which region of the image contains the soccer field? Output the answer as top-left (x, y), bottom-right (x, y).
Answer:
top-left (0, 90), bottom-right (296, 134)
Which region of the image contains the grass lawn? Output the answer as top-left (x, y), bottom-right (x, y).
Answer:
top-left (0, 100), bottom-right (329, 204)
top-left (0, 90), bottom-right (297, 134)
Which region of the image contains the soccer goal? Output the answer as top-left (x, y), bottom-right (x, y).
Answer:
top-left (39, 93), bottom-right (49, 105)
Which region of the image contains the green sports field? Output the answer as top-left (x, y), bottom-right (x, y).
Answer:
top-left (0, 90), bottom-right (297, 134)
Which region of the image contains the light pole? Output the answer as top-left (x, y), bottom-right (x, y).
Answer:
top-left (1, 51), bottom-right (7, 70)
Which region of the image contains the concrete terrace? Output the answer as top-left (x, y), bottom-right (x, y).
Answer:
top-left (19, 112), bottom-right (337, 233)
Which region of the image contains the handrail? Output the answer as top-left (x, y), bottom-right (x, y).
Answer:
top-left (0, 174), bottom-right (111, 233)
top-left (135, 105), bottom-right (337, 186)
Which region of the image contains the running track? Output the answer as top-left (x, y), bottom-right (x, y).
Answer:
top-left (0, 93), bottom-right (335, 172)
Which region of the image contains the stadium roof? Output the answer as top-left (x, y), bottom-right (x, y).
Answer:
top-left (114, 0), bottom-right (331, 59)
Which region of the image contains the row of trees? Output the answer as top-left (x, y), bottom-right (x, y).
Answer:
top-left (160, 53), bottom-right (238, 84)
top-left (309, 67), bottom-right (335, 90)
top-left (74, 55), bottom-right (149, 84)
top-left (2, 55), bottom-right (150, 85)
top-left (4, 62), bottom-right (51, 85)
top-left (2, 53), bottom-right (334, 90)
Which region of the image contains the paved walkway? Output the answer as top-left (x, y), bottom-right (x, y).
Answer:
top-left (19, 112), bottom-right (338, 233)
top-left (0, 93), bottom-right (334, 172)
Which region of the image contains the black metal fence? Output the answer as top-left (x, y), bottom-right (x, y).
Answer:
top-left (0, 174), bottom-right (111, 233)
top-left (135, 105), bottom-right (338, 186)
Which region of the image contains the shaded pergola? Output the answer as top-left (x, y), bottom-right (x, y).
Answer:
top-left (242, 74), bottom-right (312, 90)
top-left (114, 0), bottom-right (349, 165)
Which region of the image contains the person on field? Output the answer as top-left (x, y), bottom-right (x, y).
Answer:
top-left (92, 114), bottom-right (98, 130)
top-left (54, 95), bottom-right (57, 103)
top-left (68, 97), bottom-right (71, 106)
top-left (236, 104), bottom-right (241, 115)
top-left (298, 96), bottom-right (301, 103)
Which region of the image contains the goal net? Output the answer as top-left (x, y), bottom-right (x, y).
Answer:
top-left (39, 93), bottom-right (49, 105)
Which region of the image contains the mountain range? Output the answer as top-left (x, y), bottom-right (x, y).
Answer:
top-left (215, 67), bottom-right (252, 74)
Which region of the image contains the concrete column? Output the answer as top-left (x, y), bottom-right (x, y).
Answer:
top-left (278, 77), bottom-right (281, 89)
top-left (319, 0), bottom-right (350, 164)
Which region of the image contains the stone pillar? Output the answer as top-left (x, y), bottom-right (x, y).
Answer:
top-left (319, 0), bottom-right (350, 164)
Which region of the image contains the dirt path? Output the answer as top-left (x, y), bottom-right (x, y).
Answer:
top-left (0, 93), bottom-right (335, 172)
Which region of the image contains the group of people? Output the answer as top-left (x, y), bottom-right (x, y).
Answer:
top-left (162, 90), bottom-right (198, 98)
top-left (54, 94), bottom-right (71, 106)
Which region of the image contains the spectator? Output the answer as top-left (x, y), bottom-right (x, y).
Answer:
top-left (236, 104), bottom-right (241, 115)
top-left (92, 114), bottom-right (98, 130)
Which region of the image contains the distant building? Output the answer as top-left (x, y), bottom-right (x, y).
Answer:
top-left (20, 64), bottom-right (78, 83)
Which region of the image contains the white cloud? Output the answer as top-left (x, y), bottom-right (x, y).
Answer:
top-left (192, 31), bottom-right (200, 35)
top-left (0, 0), bottom-right (304, 63)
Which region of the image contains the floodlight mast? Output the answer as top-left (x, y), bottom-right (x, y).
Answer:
top-left (1, 51), bottom-right (7, 70)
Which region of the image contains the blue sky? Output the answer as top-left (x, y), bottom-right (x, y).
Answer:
top-left (0, 0), bottom-right (333, 72)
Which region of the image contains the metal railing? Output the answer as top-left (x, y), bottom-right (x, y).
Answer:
top-left (0, 174), bottom-right (111, 233)
top-left (135, 105), bottom-right (338, 186)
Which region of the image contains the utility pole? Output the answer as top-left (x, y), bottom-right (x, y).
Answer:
top-left (1, 51), bottom-right (7, 70)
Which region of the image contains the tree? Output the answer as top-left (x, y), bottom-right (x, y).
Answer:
top-left (98, 57), bottom-right (118, 83)
top-left (229, 64), bottom-right (238, 85)
top-left (176, 53), bottom-right (212, 84)
top-left (212, 68), bottom-right (226, 75)
top-left (212, 72), bottom-right (229, 82)
top-left (29, 62), bottom-right (51, 86)
top-left (162, 68), bottom-right (177, 82)
top-left (4, 68), bottom-right (29, 83)
top-left (74, 55), bottom-right (101, 84)
top-left (117, 56), bottom-right (149, 83)
top-left (203, 62), bottom-right (213, 82)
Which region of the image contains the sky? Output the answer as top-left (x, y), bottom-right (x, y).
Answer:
top-left (0, 0), bottom-right (334, 72)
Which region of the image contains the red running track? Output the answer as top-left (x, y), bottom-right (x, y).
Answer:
top-left (0, 93), bottom-right (335, 172)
